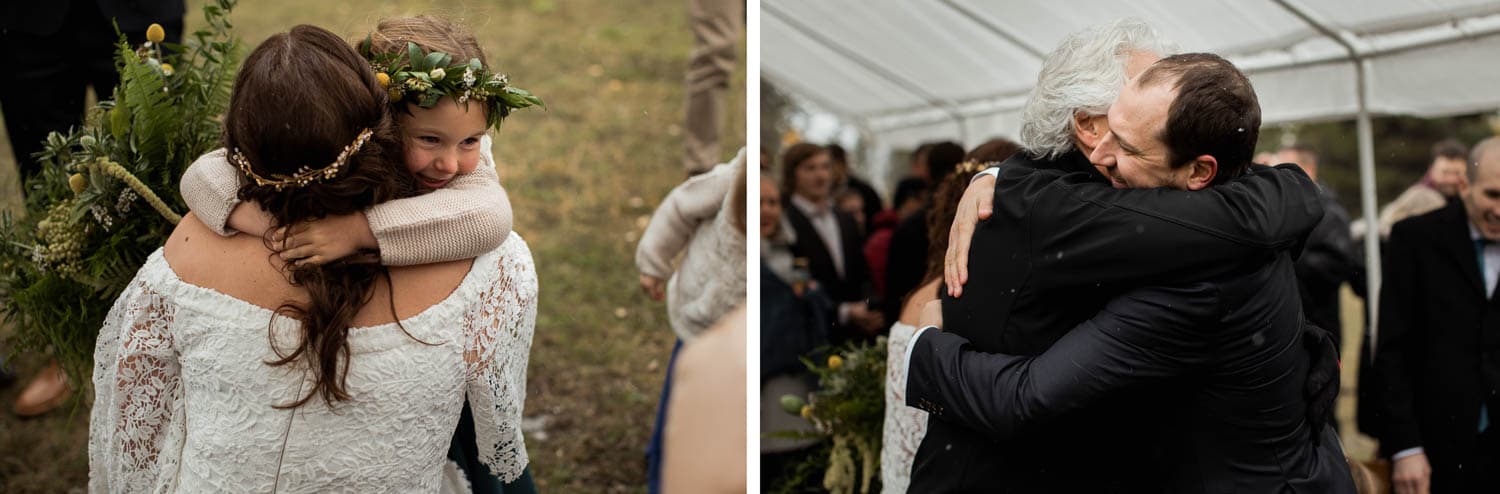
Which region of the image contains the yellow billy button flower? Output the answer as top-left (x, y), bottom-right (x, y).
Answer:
top-left (800, 404), bottom-right (813, 420)
top-left (160, 63), bottom-right (174, 76)
top-left (69, 174), bottom-right (87, 194)
top-left (146, 23), bottom-right (166, 44)
top-left (827, 355), bottom-right (844, 370)
top-left (376, 72), bottom-right (391, 88)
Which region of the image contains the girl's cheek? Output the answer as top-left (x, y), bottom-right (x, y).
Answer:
top-left (404, 149), bottom-right (428, 174)
top-left (458, 152), bottom-right (483, 174)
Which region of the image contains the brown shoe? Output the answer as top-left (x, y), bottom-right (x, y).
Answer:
top-left (13, 361), bottom-right (71, 417)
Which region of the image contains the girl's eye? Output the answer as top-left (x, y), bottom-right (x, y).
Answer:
top-left (461, 137), bottom-right (481, 146)
top-left (418, 136), bottom-right (441, 144)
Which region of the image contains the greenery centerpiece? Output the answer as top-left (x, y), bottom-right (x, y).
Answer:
top-left (0, 0), bottom-right (243, 386)
top-left (776, 338), bottom-right (887, 494)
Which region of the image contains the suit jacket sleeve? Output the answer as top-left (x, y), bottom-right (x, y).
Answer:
top-left (1011, 164), bottom-right (1323, 290)
top-left (906, 284), bottom-right (1213, 438)
top-left (1296, 199), bottom-right (1358, 288)
top-left (1372, 219), bottom-right (1424, 455)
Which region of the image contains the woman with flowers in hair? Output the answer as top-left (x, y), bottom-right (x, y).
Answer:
top-left (176, 15), bottom-right (544, 493)
top-left (89, 23), bottom-right (536, 492)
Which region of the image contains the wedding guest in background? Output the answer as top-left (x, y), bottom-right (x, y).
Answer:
top-left (636, 149), bottom-right (747, 494)
top-left (781, 142), bottom-right (882, 343)
top-left (883, 141), bottom-right (963, 324)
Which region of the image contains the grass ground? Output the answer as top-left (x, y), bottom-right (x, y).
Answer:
top-left (0, 0), bottom-right (746, 492)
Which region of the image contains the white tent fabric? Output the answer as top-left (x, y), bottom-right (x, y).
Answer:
top-left (763, 0), bottom-right (1500, 348)
top-left (766, 0), bottom-right (1500, 170)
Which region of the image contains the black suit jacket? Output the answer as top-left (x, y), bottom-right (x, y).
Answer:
top-left (884, 207), bottom-right (930, 323)
top-left (1373, 200), bottom-right (1500, 492)
top-left (912, 151), bottom-right (1326, 492)
top-left (908, 254), bottom-right (1355, 493)
top-left (1295, 185), bottom-right (1359, 350)
top-left (784, 199), bottom-right (874, 345)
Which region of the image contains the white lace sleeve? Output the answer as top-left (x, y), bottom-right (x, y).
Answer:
top-left (463, 233), bottom-right (538, 482)
top-left (89, 279), bottom-right (185, 494)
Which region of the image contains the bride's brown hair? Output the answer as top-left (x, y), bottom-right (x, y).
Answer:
top-left (224, 25), bottom-right (419, 408)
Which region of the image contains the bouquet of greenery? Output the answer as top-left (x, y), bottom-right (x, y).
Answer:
top-left (0, 0), bottom-right (242, 386)
top-left (778, 338), bottom-right (887, 494)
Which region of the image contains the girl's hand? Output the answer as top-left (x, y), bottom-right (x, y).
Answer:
top-left (273, 212), bottom-right (378, 266)
top-left (640, 274), bottom-right (666, 301)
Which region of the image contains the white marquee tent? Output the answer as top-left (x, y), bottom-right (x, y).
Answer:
top-left (762, 0), bottom-right (1500, 347)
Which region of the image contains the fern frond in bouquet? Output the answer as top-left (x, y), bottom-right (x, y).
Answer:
top-left (0, 0), bottom-right (242, 388)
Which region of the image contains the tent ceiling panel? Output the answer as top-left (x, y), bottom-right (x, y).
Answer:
top-left (763, 13), bottom-right (944, 116)
top-left (1298, 0), bottom-right (1500, 34)
top-left (1366, 34), bottom-right (1500, 118)
top-left (766, 0), bottom-right (1043, 114)
top-left (764, 1), bottom-right (1500, 149)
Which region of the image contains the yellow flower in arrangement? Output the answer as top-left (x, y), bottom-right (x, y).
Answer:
top-left (800, 404), bottom-right (814, 420)
top-left (376, 72), bottom-right (391, 88)
top-left (146, 23), bottom-right (166, 44)
top-left (69, 174), bottom-right (87, 194)
top-left (827, 354), bottom-right (844, 370)
top-left (160, 63), bottom-right (174, 76)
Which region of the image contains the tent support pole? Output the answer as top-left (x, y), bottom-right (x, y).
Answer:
top-left (1354, 60), bottom-right (1382, 354)
top-left (1274, 0), bottom-right (1383, 352)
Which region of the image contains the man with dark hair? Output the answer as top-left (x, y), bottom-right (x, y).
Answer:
top-left (1278, 143), bottom-right (1359, 352)
top-left (1376, 136), bottom-right (1500, 494)
top-left (780, 143), bottom-right (882, 344)
top-left (907, 53), bottom-right (1352, 491)
top-left (826, 143), bottom-right (882, 230)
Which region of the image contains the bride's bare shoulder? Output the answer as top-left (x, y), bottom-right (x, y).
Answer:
top-left (163, 213), bottom-right (275, 287)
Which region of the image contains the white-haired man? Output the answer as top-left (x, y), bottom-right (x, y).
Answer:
top-left (907, 19), bottom-right (1340, 492)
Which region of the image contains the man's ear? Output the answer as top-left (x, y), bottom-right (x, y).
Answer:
top-left (1184, 154), bottom-right (1218, 191)
top-left (1072, 112), bottom-right (1106, 150)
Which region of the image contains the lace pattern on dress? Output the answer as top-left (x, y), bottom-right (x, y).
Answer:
top-left (463, 233), bottom-right (538, 482)
top-left (881, 322), bottom-right (927, 494)
top-left (90, 278), bottom-right (183, 494)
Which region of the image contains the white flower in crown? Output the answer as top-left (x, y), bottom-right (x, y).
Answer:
top-left (429, 68), bottom-right (446, 81)
top-left (462, 66), bottom-right (477, 87)
top-left (490, 73), bottom-right (508, 85)
top-left (458, 89), bottom-right (471, 104)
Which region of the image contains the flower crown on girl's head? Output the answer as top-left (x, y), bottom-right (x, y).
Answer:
top-left (358, 36), bottom-right (544, 130)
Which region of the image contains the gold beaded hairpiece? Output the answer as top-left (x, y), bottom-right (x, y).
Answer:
top-left (230, 128), bottom-right (374, 190)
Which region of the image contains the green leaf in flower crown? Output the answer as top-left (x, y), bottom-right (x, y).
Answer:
top-left (358, 34), bottom-right (374, 59)
top-left (407, 42), bottom-right (427, 71)
top-left (419, 92), bottom-right (442, 107)
top-left (424, 51), bottom-right (449, 72)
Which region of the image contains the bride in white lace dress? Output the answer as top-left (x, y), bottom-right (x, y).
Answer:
top-left (89, 26), bottom-right (534, 493)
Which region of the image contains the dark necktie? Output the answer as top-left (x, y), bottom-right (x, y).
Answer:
top-left (1477, 237), bottom-right (1493, 432)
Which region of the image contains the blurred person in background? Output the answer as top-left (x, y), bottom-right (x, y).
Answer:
top-left (1278, 143), bottom-right (1360, 351)
top-left (883, 141), bottom-right (965, 325)
top-left (1370, 139), bottom-right (1469, 241)
top-left (636, 149), bottom-right (747, 494)
top-left (759, 172), bottom-right (830, 488)
top-left (681, 0), bottom-right (742, 176)
top-left (1373, 136), bottom-right (1500, 494)
top-left (828, 143), bottom-right (883, 233)
top-left (781, 142), bottom-right (882, 343)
